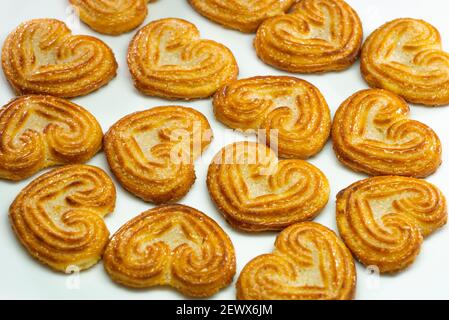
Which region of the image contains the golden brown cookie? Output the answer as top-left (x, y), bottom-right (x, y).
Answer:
top-left (0, 95), bottom-right (103, 181)
top-left (104, 106), bottom-right (212, 204)
top-left (337, 176), bottom-right (447, 273)
top-left (127, 18), bottom-right (238, 100)
top-left (188, 0), bottom-right (296, 33)
top-left (213, 76), bottom-right (331, 159)
top-left (237, 222), bottom-right (356, 300)
top-left (361, 18), bottom-right (449, 106)
top-left (9, 165), bottom-right (116, 272)
top-left (332, 89), bottom-right (442, 178)
top-left (103, 204), bottom-right (236, 297)
top-left (207, 142), bottom-right (329, 232)
top-left (69, 0), bottom-right (156, 35)
top-left (254, 0), bottom-right (363, 73)
top-left (2, 19), bottom-right (117, 98)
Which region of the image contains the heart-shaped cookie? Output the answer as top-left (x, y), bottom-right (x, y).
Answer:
top-left (188, 0), bottom-right (296, 33)
top-left (104, 106), bottom-right (212, 204)
top-left (0, 95), bottom-right (103, 181)
top-left (213, 76), bottom-right (331, 159)
top-left (103, 204), bottom-right (236, 297)
top-left (9, 165), bottom-right (116, 272)
top-left (127, 18), bottom-right (238, 99)
top-left (254, 0), bottom-right (363, 73)
top-left (2, 19), bottom-right (117, 98)
top-left (332, 89), bottom-right (442, 178)
top-left (337, 176), bottom-right (447, 273)
top-left (237, 222), bottom-right (356, 300)
top-left (361, 18), bottom-right (449, 106)
top-left (69, 0), bottom-right (156, 35)
top-left (207, 142), bottom-right (329, 232)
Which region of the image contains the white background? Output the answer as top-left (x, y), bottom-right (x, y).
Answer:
top-left (0, 0), bottom-right (448, 300)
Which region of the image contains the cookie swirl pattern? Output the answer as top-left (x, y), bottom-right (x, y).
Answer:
top-left (69, 0), bottom-right (156, 35)
top-left (2, 19), bottom-right (117, 98)
top-left (0, 95), bottom-right (103, 181)
top-left (104, 106), bottom-right (212, 204)
top-left (207, 142), bottom-right (329, 232)
top-left (332, 89), bottom-right (442, 178)
top-left (127, 18), bottom-right (238, 100)
top-left (361, 18), bottom-right (449, 106)
top-left (9, 165), bottom-right (116, 272)
top-left (103, 204), bottom-right (236, 297)
top-left (237, 222), bottom-right (356, 300)
top-left (337, 176), bottom-right (447, 273)
top-left (213, 76), bottom-right (331, 159)
top-left (188, 0), bottom-right (296, 33)
top-left (254, 0), bottom-right (363, 73)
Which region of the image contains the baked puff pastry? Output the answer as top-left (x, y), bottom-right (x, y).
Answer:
top-left (207, 142), bottom-right (329, 232)
top-left (361, 18), bottom-right (449, 106)
top-left (237, 222), bottom-right (356, 300)
top-left (2, 19), bottom-right (117, 98)
top-left (254, 0), bottom-right (363, 73)
top-left (188, 0), bottom-right (296, 33)
top-left (332, 89), bottom-right (442, 178)
top-left (104, 106), bottom-right (212, 204)
top-left (103, 204), bottom-right (236, 297)
top-left (9, 165), bottom-right (116, 272)
top-left (337, 176), bottom-right (447, 273)
top-left (69, 0), bottom-right (156, 35)
top-left (0, 95), bottom-right (103, 181)
top-left (127, 18), bottom-right (238, 100)
top-left (213, 76), bottom-right (331, 159)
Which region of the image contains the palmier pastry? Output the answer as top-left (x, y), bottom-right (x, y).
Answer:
top-left (361, 18), bottom-right (449, 106)
top-left (254, 0), bottom-right (363, 73)
top-left (237, 222), bottom-right (356, 300)
top-left (69, 0), bottom-right (156, 35)
top-left (207, 142), bottom-right (329, 232)
top-left (2, 19), bottom-right (117, 98)
top-left (9, 165), bottom-right (116, 272)
top-left (337, 176), bottom-right (447, 273)
top-left (213, 76), bottom-right (331, 159)
top-left (188, 0), bottom-right (296, 33)
top-left (0, 95), bottom-right (103, 181)
top-left (127, 18), bottom-right (238, 100)
top-left (104, 106), bottom-right (212, 204)
top-left (103, 204), bottom-right (236, 297)
top-left (332, 89), bottom-right (442, 178)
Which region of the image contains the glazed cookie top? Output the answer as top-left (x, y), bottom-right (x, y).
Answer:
top-left (103, 204), bottom-right (236, 297)
top-left (0, 95), bottom-right (103, 181)
top-left (2, 19), bottom-right (117, 98)
top-left (254, 0), bottom-right (363, 73)
top-left (237, 222), bottom-right (356, 300)
top-left (128, 18), bottom-right (238, 100)
top-left (9, 165), bottom-right (116, 272)
top-left (188, 0), bottom-right (296, 32)
top-left (361, 18), bottom-right (449, 106)
top-left (332, 89), bottom-right (442, 178)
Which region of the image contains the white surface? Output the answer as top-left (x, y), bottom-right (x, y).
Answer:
top-left (0, 0), bottom-right (448, 300)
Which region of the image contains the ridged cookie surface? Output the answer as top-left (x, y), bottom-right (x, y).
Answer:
top-left (254, 0), bottom-right (363, 73)
top-left (9, 165), bottom-right (116, 272)
top-left (128, 18), bottom-right (238, 99)
top-left (104, 204), bottom-right (236, 297)
top-left (207, 142), bottom-right (329, 231)
top-left (0, 95), bottom-right (103, 181)
top-left (104, 106), bottom-right (212, 203)
top-left (237, 222), bottom-right (356, 300)
top-left (2, 19), bottom-right (117, 98)
top-left (337, 176), bottom-right (447, 273)
top-left (213, 76), bottom-right (331, 159)
top-left (361, 18), bottom-right (449, 106)
top-left (332, 89), bottom-right (442, 178)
